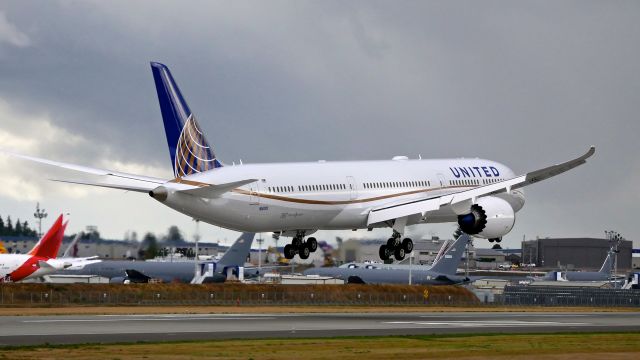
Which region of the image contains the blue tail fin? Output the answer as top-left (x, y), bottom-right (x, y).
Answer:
top-left (430, 233), bottom-right (469, 275)
top-left (218, 233), bottom-right (255, 268)
top-left (150, 62), bottom-right (222, 178)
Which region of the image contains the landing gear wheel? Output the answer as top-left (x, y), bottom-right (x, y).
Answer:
top-left (387, 237), bottom-right (397, 248)
top-left (299, 245), bottom-right (310, 260)
top-left (394, 247), bottom-right (406, 261)
top-left (284, 244), bottom-right (295, 259)
top-left (402, 238), bottom-right (413, 253)
top-left (488, 238), bottom-right (495, 243)
top-left (494, 238), bottom-right (502, 243)
top-left (307, 237), bottom-right (318, 252)
top-left (379, 245), bottom-right (390, 261)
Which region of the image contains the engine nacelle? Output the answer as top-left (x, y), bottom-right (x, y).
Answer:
top-left (457, 196), bottom-right (515, 239)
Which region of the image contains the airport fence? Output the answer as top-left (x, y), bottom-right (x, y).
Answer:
top-left (501, 285), bottom-right (640, 307)
top-left (0, 283), bottom-right (479, 307)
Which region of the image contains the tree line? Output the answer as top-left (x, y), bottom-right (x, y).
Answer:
top-left (0, 215), bottom-right (38, 237)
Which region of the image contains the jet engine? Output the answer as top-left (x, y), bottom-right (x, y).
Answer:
top-left (457, 196), bottom-right (515, 239)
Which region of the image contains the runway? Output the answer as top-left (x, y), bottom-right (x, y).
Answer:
top-left (0, 311), bottom-right (638, 346)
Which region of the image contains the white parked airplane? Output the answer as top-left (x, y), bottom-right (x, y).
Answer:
top-left (0, 214), bottom-right (68, 282)
top-left (4, 63), bottom-right (595, 262)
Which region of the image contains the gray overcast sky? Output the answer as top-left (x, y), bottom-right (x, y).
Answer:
top-left (0, 1), bottom-right (638, 249)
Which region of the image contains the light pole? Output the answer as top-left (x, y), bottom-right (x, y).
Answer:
top-left (605, 230), bottom-right (623, 289)
top-left (257, 233), bottom-right (264, 278)
top-left (33, 202), bottom-right (47, 238)
top-left (193, 219), bottom-right (200, 277)
top-left (409, 250), bottom-right (413, 285)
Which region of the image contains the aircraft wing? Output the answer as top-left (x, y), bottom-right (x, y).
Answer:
top-left (59, 257), bottom-right (102, 270)
top-left (367, 146), bottom-right (595, 226)
top-left (2, 151), bottom-right (167, 193)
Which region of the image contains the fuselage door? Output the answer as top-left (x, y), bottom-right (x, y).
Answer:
top-left (437, 173), bottom-right (446, 188)
top-left (346, 176), bottom-right (357, 200)
top-left (249, 182), bottom-right (261, 205)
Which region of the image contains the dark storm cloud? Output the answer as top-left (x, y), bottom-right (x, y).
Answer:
top-left (0, 1), bottom-right (638, 244)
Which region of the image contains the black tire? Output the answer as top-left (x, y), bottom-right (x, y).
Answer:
top-left (379, 245), bottom-right (390, 261)
top-left (495, 238), bottom-right (502, 243)
top-left (488, 238), bottom-right (495, 243)
top-left (394, 247), bottom-right (406, 261)
top-left (307, 237), bottom-right (318, 252)
top-left (299, 245), bottom-right (311, 259)
top-left (402, 238), bottom-right (414, 253)
top-left (284, 244), bottom-right (295, 259)
top-left (292, 237), bottom-right (302, 247)
top-left (387, 237), bottom-right (396, 248)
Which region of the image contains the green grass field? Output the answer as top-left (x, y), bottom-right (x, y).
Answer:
top-left (1, 333), bottom-right (638, 359)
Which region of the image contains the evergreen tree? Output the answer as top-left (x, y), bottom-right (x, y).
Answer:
top-left (165, 225), bottom-right (184, 245)
top-left (14, 219), bottom-right (22, 236)
top-left (6, 216), bottom-right (13, 236)
top-left (0, 215), bottom-right (4, 236)
top-left (142, 232), bottom-right (158, 260)
top-left (21, 221), bottom-right (31, 236)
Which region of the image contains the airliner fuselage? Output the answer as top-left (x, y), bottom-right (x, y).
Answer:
top-left (153, 158), bottom-right (524, 234)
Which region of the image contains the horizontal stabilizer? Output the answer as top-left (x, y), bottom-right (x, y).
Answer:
top-left (37, 260), bottom-right (56, 270)
top-left (2, 151), bottom-right (167, 193)
top-left (178, 179), bottom-right (258, 198)
top-left (50, 178), bottom-right (158, 193)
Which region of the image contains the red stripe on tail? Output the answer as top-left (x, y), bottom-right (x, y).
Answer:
top-left (28, 214), bottom-right (66, 259)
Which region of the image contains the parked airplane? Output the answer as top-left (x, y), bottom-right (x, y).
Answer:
top-left (0, 215), bottom-right (69, 282)
top-left (304, 233), bottom-right (471, 285)
top-left (541, 250), bottom-right (615, 282)
top-left (339, 238), bottom-right (459, 271)
top-left (3, 63), bottom-right (595, 262)
top-left (61, 232), bottom-right (255, 283)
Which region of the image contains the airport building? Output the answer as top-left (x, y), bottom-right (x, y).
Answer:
top-left (521, 237), bottom-right (633, 271)
top-left (0, 234), bottom-right (224, 259)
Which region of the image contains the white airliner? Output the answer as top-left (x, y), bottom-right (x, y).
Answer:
top-left (4, 63), bottom-right (595, 262)
top-left (0, 215), bottom-right (68, 282)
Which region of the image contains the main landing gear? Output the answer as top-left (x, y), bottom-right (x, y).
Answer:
top-left (379, 231), bottom-right (413, 261)
top-left (283, 233), bottom-right (318, 260)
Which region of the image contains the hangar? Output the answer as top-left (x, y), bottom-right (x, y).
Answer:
top-left (521, 238), bottom-right (632, 271)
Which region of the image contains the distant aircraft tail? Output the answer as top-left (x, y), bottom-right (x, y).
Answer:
top-left (598, 251), bottom-right (613, 273)
top-left (217, 233), bottom-right (255, 268)
top-left (28, 214), bottom-right (67, 259)
top-left (150, 62), bottom-right (223, 178)
top-left (430, 233), bottom-right (469, 275)
top-left (62, 232), bottom-right (82, 258)
top-left (0, 241), bottom-right (7, 254)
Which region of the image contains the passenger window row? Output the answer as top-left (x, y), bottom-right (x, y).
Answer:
top-left (363, 180), bottom-right (430, 189)
top-left (483, 178), bottom-right (502, 184)
top-left (450, 178), bottom-right (503, 187)
top-left (451, 179), bottom-right (479, 186)
top-left (268, 184), bottom-right (347, 193)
